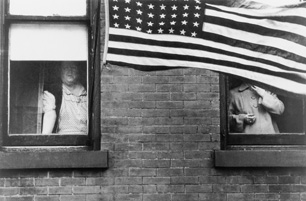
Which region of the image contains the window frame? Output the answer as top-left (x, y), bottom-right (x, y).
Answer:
top-left (0, 0), bottom-right (101, 149)
top-left (219, 74), bottom-right (306, 150)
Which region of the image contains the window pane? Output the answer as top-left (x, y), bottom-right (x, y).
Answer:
top-left (9, 0), bottom-right (87, 16)
top-left (9, 23), bottom-right (88, 61)
top-left (227, 77), bottom-right (304, 134)
top-left (9, 61), bottom-right (88, 135)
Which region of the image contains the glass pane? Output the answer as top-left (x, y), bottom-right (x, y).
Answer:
top-left (227, 77), bottom-right (304, 134)
top-left (9, 61), bottom-right (88, 135)
top-left (9, 0), bottom-right (87, 16)
top-left (9, 23), bottom-right (88, 61)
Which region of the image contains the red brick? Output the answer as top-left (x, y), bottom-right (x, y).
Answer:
top-left (115, 194), bottom-right (142, 201)
top-left (86, 194), bottom-right (113, 201)
top-left (129, 84), bottom-right (156, 92)
top-left (254, 176), bottom-right (279, 184)
top-left (0, 187), bottom-right (19, 196)
top-left (60, 195), bottom-right (86, 201)
top-left (143, 93), bottom-right (170, 101)
top-left (185, 168), bottom-right (211, 176)
top-left (60, 178), bottom-right (85, 186)
top-left (6, 196), bottom-right (33, 201)
top-left (170, 176), bottom-right (198, 185)
top-left (226, 176), bottom-right (253, 184)
top-left (113, 159), bottom-right (142, 168)
top-left (5, 179), bottom-right (20, 187)
top-left (269, 184), bottom-right (293, 193)
top-left (143, 160), bottom-right (171, 168)
top-left (185, 184), bottom-right (212, 193)
top-left (227, 193), bottom-right (255, 201)
top-left (184, 151), bottom-right (212, 159)
top-left (101, 186), bottom-right (128, 194)
top-left (143, 185), bottom-right (157, 193)
top-left (143, 194), bottom-right (171, 201)
top-left (115, 177), bottom-right (142, 185)
top-left (129, 168), bottom-right (156, 177)
top-left (156, 102), bottom-right (184, 109)
top-left (142, 109), bottom-right (170, 117)
top-left (128, 151), bottom-right (157, 159)
top-left (34, 196), bottom-right (59, 201)
top-left (20, 187), bottom-right (47, 195)
top-left (157, 168), bottom-right (184, 177)
top-left (279, 176), bottom-right (300, 184)
top-left (143, 143), bottom-right (170, 151)
top-left (280, 193), bottom-right (300, 201)
top-left (172, 193), bottom-right (198, 201)
top-left (156, 84), bottom-right (183, 92)
top-left (255, 193), bottom-right (279, 200)
top-left (128, 185), bottom-right (142, 193)
top-left (142, 76), bottom-right (169, 84)
top-left (143, 126), bottom-right (170, 134)
top-left (199, 193), bottom-right (227, 201)
top-left (199, 176), bottom-right (226, 184)
top-left (20, 179), bottom-right (34, 187)
top-left (212, 184), bottom-right (240, 193)
top-left (156, 185), bottom-right (185, 193)
top-left (72, 186), bottom-right (100, 194)
top-left (48, 187), bottom-right (72, 195)
top-left (171, 93), bottom-right (197, 101)
top-left (85, 177), bottom-right (114, 186)
top-left (241, 184), bottom-right (268, 193)
top-left (143, 177), bottom-right (170, 185)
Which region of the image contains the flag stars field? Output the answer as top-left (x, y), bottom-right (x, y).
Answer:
top-left (109, 0), bottom-right (202, 37)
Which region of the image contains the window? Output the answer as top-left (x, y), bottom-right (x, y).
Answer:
top-left (215, 74), bottom-right (306, 167)
top-left (0, 0), bottom-right (102, 149)
top-left (220, 75), bottom-right (306, 149)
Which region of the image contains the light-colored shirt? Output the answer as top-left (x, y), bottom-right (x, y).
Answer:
top-left (43, 85), bottom-right (87, 134)
top-left (229, 83), bottom-right (285, 134)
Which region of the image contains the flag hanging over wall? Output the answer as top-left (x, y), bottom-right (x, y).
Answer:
top-left (103, 0), bottom-right (306, 96)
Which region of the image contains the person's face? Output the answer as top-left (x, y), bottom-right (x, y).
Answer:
top-left (61, 63), bottom-right (79, 85)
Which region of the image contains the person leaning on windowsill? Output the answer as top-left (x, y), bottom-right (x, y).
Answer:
top-left (229, 82), bottom-right (285, 134)
top-left (42, 61), bottom-right (87, 134)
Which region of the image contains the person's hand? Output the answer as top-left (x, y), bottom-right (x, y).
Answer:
top-left (238, 113), bottom-right (256, 125)
top-left (250, 85), bottom-right (266, 97)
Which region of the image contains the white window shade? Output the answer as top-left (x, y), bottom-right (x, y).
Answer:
top-left (9, 0), bottom-right (86, 16)
top-left (9, 24), bottom-right (88, 61)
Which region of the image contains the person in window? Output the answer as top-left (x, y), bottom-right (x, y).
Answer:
top-left (229, 82), bottom-right (285, 134)
top-left (42, 61), bottom-right (87, 134)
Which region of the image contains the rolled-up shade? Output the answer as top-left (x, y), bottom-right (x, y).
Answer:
top-left (9, 0), bottom-right (86, 16)
top-left (9, 24), bottom-right (88, 61)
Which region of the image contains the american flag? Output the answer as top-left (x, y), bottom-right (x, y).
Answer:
top-left (104, 0), bottom-right (306, 96)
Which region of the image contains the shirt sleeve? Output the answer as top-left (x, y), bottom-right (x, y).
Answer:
top-left (43, 91), bottom-right (56, 113)
top-left (260, 91), bottom-right (285, 115)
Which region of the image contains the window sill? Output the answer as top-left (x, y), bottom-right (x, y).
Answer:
top-left (0, 150), bottom-right (108, 169)
top-left (215, 150), bottom-right (306, 167)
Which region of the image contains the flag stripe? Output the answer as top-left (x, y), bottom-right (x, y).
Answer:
top-left (109, 28), bottom-right (306, 73)
top-left (108, 45), bottom-right (306, 83)
top-left (107, 54), bottom-right (306, 95)
top-left (202, 32), bottom-right (306, 71)
top-left (204, 23), bottom-right (306, 59)
top-left (206, 6), bottom-right (306, 37)
top-left (206, 4), bottom-right (306, 26)
top-left (205, 12), bottom-right (306, 47)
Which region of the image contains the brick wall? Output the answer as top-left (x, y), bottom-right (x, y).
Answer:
top-left (1, 65), bottom-right (306, 201)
